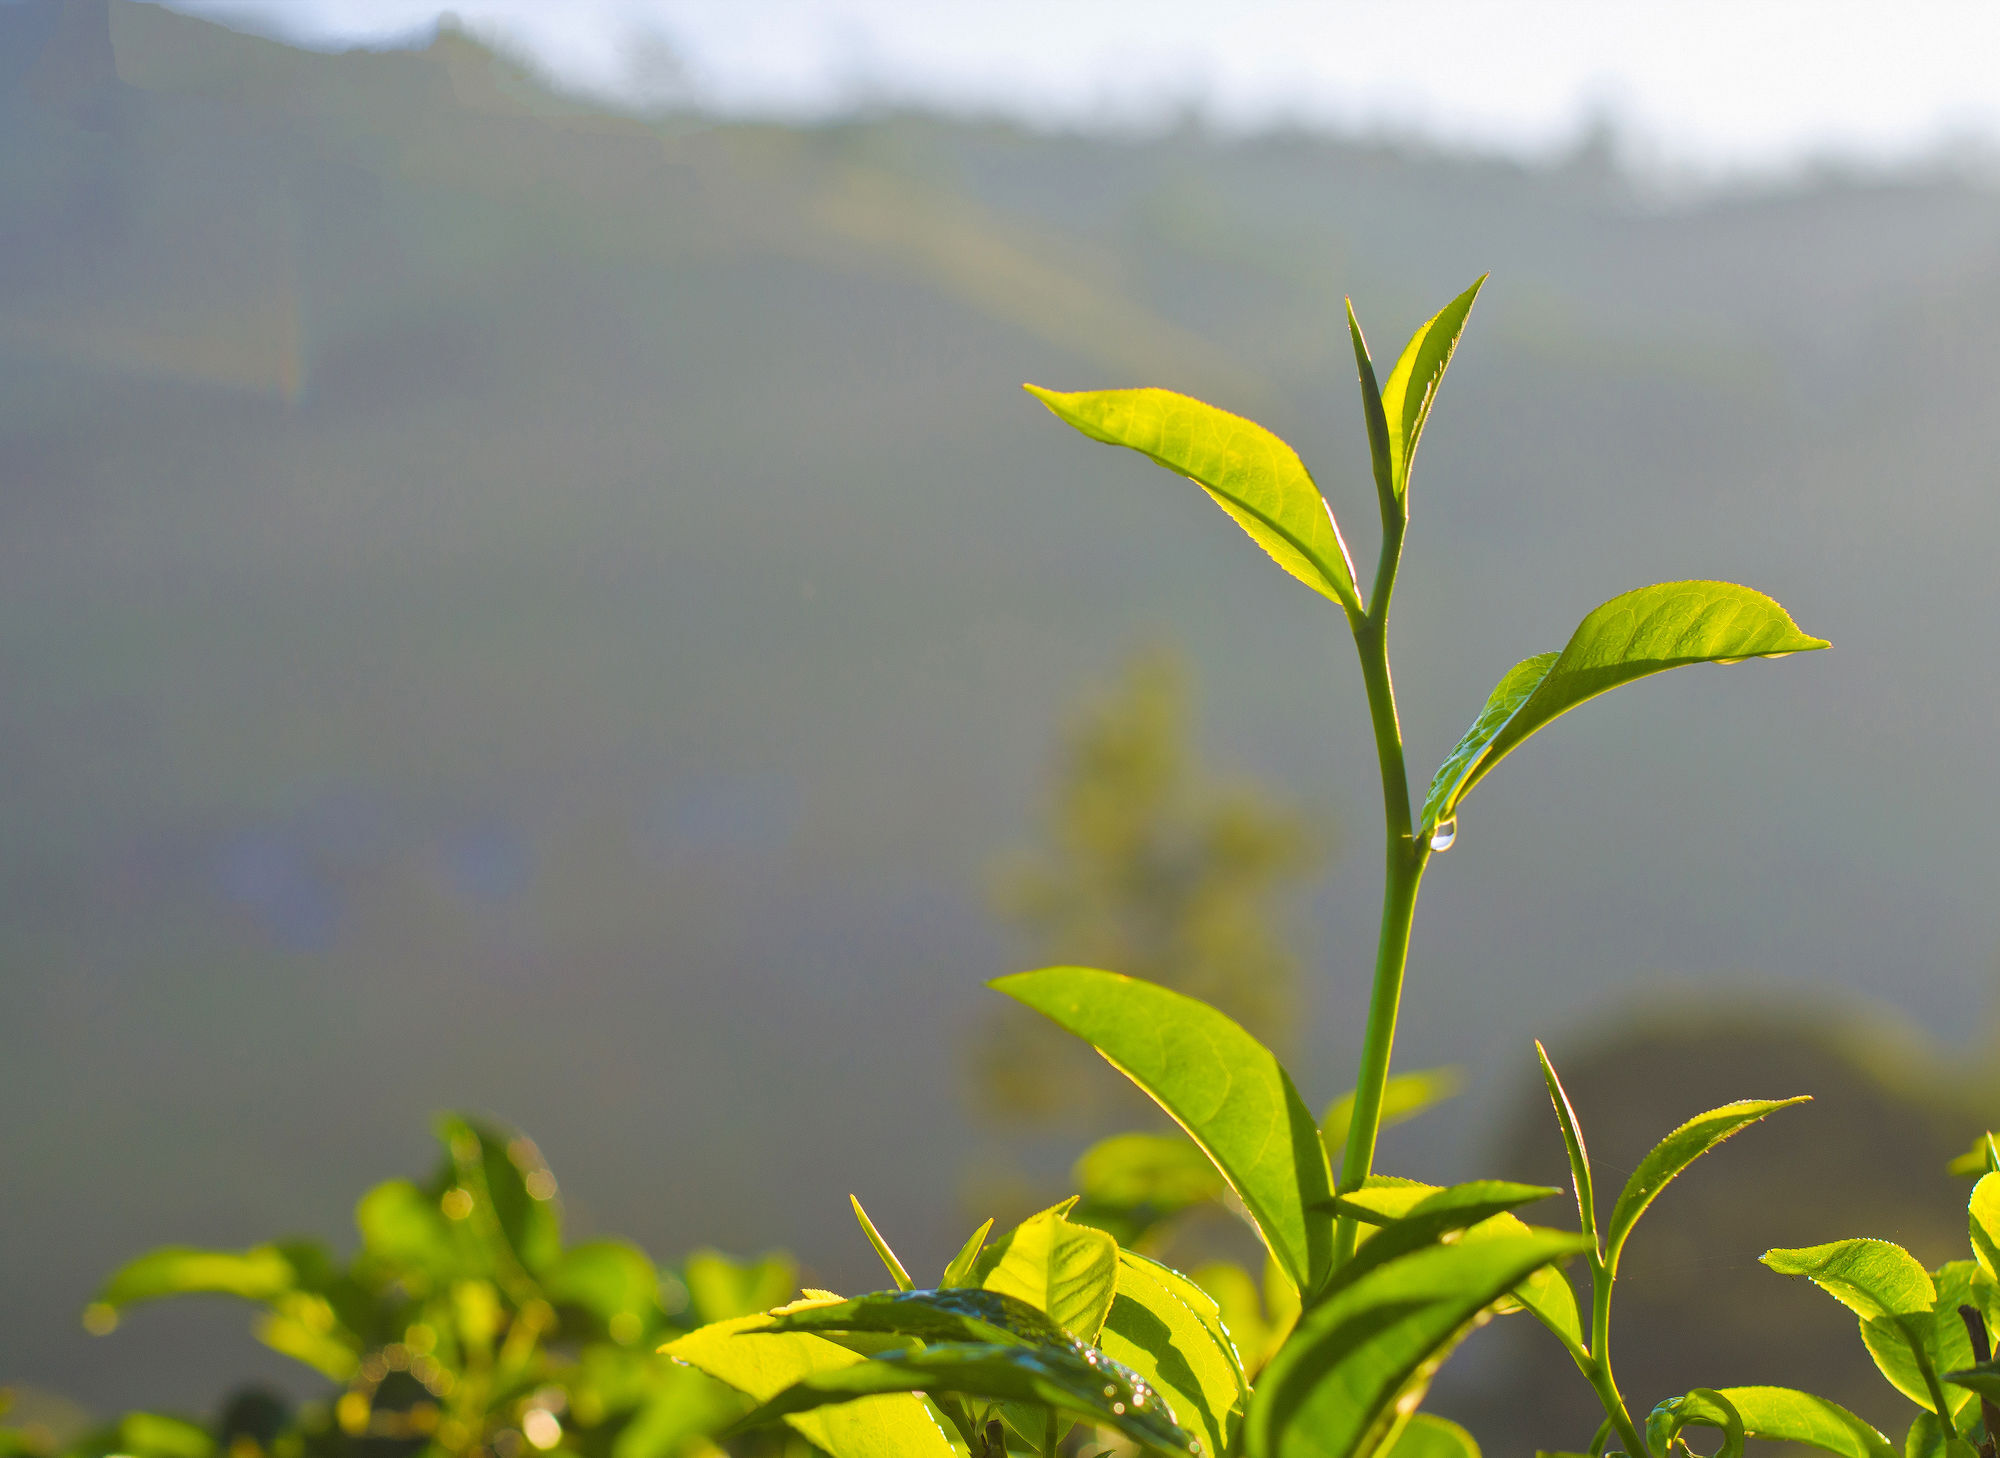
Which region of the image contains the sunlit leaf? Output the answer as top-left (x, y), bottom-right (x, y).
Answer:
top-left (1971, 1176), bottom-right (2000, 1282)
top-left (1535, 1043), bottom-right (1599, 1251)
top-left (355, 1179), bottom-right (459, 1290)
top-left (993, 967), bottom-right (1334, 1297)
top-left (1346, 301), bottom-right (1394, 519)
top-left (664, 1300), bottom-right (960, 1458)
top-left (973, 1202), bottom-right (1119, 1342)
top-left (733, 1341), bottom-right (1197, 1457)
top-left (1321, 1069), bottom-right (1461, 1169)
top-left (1100, 1250), bottom-right (1247, 1458)
top-left (1654, 1387), bottom-right (1896, 1458)
top-left (762, 1286), bottom-right (1071, 1350)
top-left (1327, 1182), bottom-right (1560, 1297)
top-left (1863, 1262), bottom-right (1986, 1420)
top-left (1024, 385), bottom-right (1360, 611)
top-left (1764, 1239), bottom-right (1951, 1415)
top-left (1419, 581), bottom-right (1829, 838)
top-left (1335, 1179), bottom-right (1583, 1351)
top-left (1603, 1096), bottom-right (1809, 1271)
top-left (1246, 1232), bottom-right (1588, 1458)
top-left (1948, 1135), bottom-right (2000, 1180)
top-left (109, 1414), bottom-right (215, 1458)
top-left (851, 1196), bottom-right (915, 1293)
top-left (609, 1365), bottom-right (748, 1458)
top-left (1377, 277), bottom-right (1485, 502)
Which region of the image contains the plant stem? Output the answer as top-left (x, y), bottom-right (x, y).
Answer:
top-left (1333, 611), bottom-right (1429, 1264)
top-left (1583, 1256), bottom-right (1650, 1458)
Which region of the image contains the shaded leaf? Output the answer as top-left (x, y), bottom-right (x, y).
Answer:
top-left (1246, 1232), bottom-right (1588, 1458)
top-left (850, 1196), bottom-right (914, 1293)
top-left (734, 1341), bottom-right (1197, 1457)
top-left (1321, 1069), bottom-right (1461, 1169)
top-left (435, 1113), bottom-right (562, 1279)
top-left (544, 1239), bottom-right (662, 1342)
top-left (96, 1246), bottom-right (297, 1311)
top-left (1346, 301), bottom-right (1395, 518)
top-left (1024, 385), bottom-right (1360, 611)
top-left (1387, 1413), bottom-right (1481, 1458)
top-left (1073, 1133), bottom-right (1227, 1245)
top-left (683, 1250), bottom-right (798, 1324)
top-left (664, 1301), bottom-right (960, 1458)
top-left (993, 967), bottom-right (1333, 1296)
top-left (1603, 1097), bottom-right (1809, 1270)
top-left (1420, 582), bottom-right (1829, 837)
top-left (1100, 1250), bottom-right (1247, 1458)
top-left (1378, 278), bottom-right (1485, 502)
top-left (942, 1219), bottom-right (994, 1289)
top-left (1649, 1388), bottom-right (1745, 1458)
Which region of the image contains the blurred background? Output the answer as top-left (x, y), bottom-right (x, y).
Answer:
top-left (7, 0), bottom-right (2000, 1449)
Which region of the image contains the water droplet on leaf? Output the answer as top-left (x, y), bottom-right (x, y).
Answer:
top-left (1429, 818), bottom-right (1457, 852)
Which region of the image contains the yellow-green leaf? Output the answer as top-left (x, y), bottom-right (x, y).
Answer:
top-left (1024, 385), bottom-right (1359, 611)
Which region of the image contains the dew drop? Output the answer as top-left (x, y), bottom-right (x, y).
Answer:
top-left (1112, 1403), bottom-right (1126, 1416)
top-left (1428, 818), bottom-right (1457, 852)
top-left (1103, 1386), bottom-right (1117, 1398)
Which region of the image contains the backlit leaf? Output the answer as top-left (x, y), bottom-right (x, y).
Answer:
top-left (1073, 1133), bottom-right (1228, 1245)
top-left (1387, 1413), bottom-right (1481, 1458)
top-left (973, 1202), bottom-right (1119, 1342)
top-left (1603, 1097), bottom-right (1809, 1271)
top-left (1536, 1043), bottom-right (1599, 1251)
top-left (1649, 1387), bottom-right (1745, 1458)
top-left (1321, 1069), bottom-right (1461, 1169)
top-left (851, 1196), bottom-right (915, 1293)
top-left (96, 1246), bottom-right (297, 1311)
top-left (1420, 582), bottom-right (1829, 838)
top-left (1100, 1250), bottom-right (1247, 1458)
top-left (664, 1300), bottom-right (960, 1458)
top-left (993, 967), bottom-right (1334, 1297)
top-left (1024, 386), bottom-right (1360, 611)
top-left (1246, 1232), bottom-right (1588, 1458)
top-left (1378, 277), bottom-right (1484, 502)
top-left (1971, 1176), bottom-right (2000, 1281)
top-left (941, 1220), bottom-right (994, 1290)
top-left (733, 1341), bottom-right (1197, 1457)
top-left (1660, 1387), bottom-right (1895, 1458)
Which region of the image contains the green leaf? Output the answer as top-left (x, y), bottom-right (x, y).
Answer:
top-left (664, 1301), bottom-right (961, 1458)
top-left (1663, 1387), bottom-right (1896, 1458)
top-left (435, 1114), bottom-right (562, 1278)
top-left (1377, 277), bottom-right (1485, 502)
top-left (96, 1245), bottom-right (297, 1311)
top-left (682, 1250), bottom-right (799, 1324)
top-left (1534, 1043), bottom-right (1600, 1256)
top-left (1948, 1135), bottom-right (2000, 1179)
top-left (544, 1239), bottom-right (662, 1342)
top-left (762, 1286), bottom-right (1073, 1350)
top-left (1321, 1069), bottom-right (1461, 1169)
top-left (733, 1342), bottom-right (1198, 1457)
top-left (610, 1366), bottom-right (748, 1458)
top-left (1334, 1179), bottom-right (1583, 1352)
top-left (993, 967), bottom-right (1334, 1297)
top-left (1346, 302), bottom-right (1395, 521)
top-left (1073, 1133), bottom-right (1228, 1244)
top-left (942, 1219), bottom-right (994, 1289)
top-left (1649, 1388), bottom-right (1745, 1458)
top-left (1971, 1176), bottom-right (2000, 1281)
top-left (355, 1179), bottom-right (458, 1289)
top-left (1023, 385), bottom-right (1360, 612)
top-left (1763, 1239), bottom-right (1935, 1323)
top-left (1945, 1357), bottom-right (2000, 1403)
top-left (1863, 1262), bottom-right (1987, 1420)
top-left (1419, 581), bottom-right (1830, 837)
top-left (110, 1414), bottom-right (215, 1458)
top-left (1328, 1182), bottom-right (1561, 1296)
top-left (1099, 1251), bottom-right (1247, 1458)
top-left (1765, 1240), bottom-right (1953, 1415)
top-left (1387, 1413), bottom-right (1481, 1458)
top-left (973, 1202), bottom-right (1119, 1342)
top-left (851, 1196), bottom-right (915, 1293)
top-left (1602, 1096), bottom-right (1809, 1271)
top-left (1246, 1232), bottom-right (1589, 1458)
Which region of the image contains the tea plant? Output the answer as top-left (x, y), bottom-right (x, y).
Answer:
top-left (18, 1116), bottom-right (799, 1458)
top-left (662, 279), bottom-right (1866, 1458)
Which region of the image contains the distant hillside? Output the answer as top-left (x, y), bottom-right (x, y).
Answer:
top-left (7, 0), bottom-right (2000, 1425)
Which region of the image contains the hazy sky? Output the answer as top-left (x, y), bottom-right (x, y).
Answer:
top-left (161, 0), bottom-right (2000, 173)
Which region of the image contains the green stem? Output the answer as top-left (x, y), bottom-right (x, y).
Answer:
top-left (1333, 612), bottom-right (1429, 1264)
top-left (1582, 1256), bottom-right (1650, 1458)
